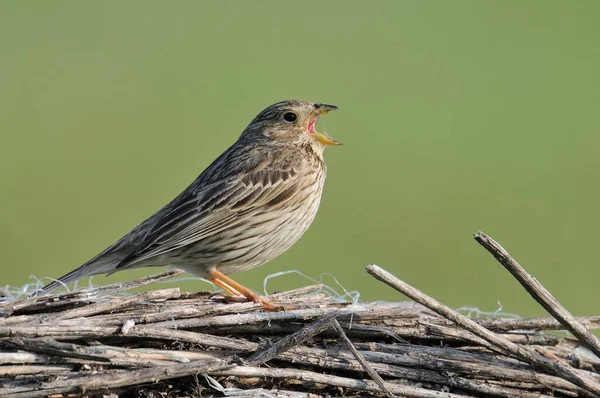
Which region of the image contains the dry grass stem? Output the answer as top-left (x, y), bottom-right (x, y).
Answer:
top-left (1, 233), bottom-right (598, 397)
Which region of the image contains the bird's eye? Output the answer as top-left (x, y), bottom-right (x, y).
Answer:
top-left (283, 112), bottom-right (297, 123)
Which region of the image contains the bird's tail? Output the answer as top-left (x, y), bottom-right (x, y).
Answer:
top-left (31, 238), bottom-right (132, 296)
top-left (33, 265), bottom-right (108, 295)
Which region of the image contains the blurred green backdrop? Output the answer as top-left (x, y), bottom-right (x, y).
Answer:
top-left (1, 1), bottom-right (599, 317)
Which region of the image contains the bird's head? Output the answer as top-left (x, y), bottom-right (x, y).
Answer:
top-left (243, 100), bottom-right (341, 152)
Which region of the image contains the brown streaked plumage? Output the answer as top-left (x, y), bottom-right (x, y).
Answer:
top-left (36, 100), bottom-right (341, 310)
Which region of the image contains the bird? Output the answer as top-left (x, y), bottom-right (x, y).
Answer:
top-left (36, 100), bottom-right (341, 310)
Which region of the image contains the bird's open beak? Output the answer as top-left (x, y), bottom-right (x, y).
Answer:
top-left (309, 103), bottom-right (342, 146)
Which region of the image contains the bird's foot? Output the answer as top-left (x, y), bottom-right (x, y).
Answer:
top-left (209, 269), bottom-right (286, 311)
top-left (254, 295), bottom-right (286, 312)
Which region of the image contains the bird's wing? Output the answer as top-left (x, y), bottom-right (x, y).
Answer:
top-left (116, 165), bottom-right (303, 268)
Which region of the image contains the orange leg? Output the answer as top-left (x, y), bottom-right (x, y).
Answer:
top-left (209, 269), bottom-right (279, 311)
top-left (210, 278), bottom-right (241, 296)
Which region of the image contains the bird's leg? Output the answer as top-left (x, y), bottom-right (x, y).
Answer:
top-left (209, 278), bottom-right (249, 303)
top-left (210, 278), bottom-right (242, 296)
top-left (209, 269), bottom-right (280, 311)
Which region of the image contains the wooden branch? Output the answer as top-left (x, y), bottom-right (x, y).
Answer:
top-left (474, 231), bottom-right (600, 358)
top-left (1, 240), bottom-right (598, 397)
top-left (246, 311), bottom-right (341, 366)
top-left (474, 316), bottom-right (600, 331)
top-left (4, 359), bottom-right (233, 398)
top-left (210, 366), bottom-right (468, 398)
top-left (53, 288), bottom-right (181, 320)
top-left (6, 338), bottom-right (112, 362)
top-left (365, 264), bottom-right (600, 397)
top-left (331, 319), bottom-right (394, 398)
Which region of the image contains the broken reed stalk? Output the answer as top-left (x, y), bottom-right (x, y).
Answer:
top-left (474, 232), bottom-right (600, 358)
top-left (0, 233), bottom-right (598, 398)
top-left (366, 265), bottom-right (600, 397)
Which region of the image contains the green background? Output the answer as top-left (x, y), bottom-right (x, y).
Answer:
top-left (1, 2), bottom-right (598, 317)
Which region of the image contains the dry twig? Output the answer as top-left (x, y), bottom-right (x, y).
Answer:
top-left (366, 264), bottom-right (600, 397)
top-left (474, 231), bottom-right (600, 358)
top-left (0, 233), bottom-right (598, 397)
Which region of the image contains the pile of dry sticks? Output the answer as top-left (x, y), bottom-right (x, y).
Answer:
top-left (0, 232), bottom-right (599, 397)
